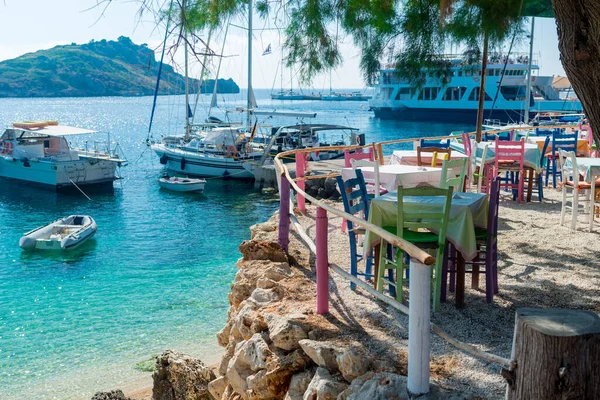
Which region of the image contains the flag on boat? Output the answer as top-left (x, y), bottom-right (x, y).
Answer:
top-left (249, 120), bottom-right (258, 142)
top-left (187, 104), bottom-right (193, 118)
top-left (262, 44), bottom-right (271, 56)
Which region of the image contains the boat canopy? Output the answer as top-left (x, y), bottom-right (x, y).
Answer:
top-left (10, 124), bottom-right (98, 136)
top-left (203, 128), bottom-right (241, 146)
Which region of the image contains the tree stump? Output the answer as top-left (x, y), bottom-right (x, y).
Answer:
top-left (506, 308), bottom-right (600, 399)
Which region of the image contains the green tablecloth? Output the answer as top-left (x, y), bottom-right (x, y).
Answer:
top-left (365, 191), bottom-right (488, 261)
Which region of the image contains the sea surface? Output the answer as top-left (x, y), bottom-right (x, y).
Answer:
top-left (0, 90), bottom-right (473, 399)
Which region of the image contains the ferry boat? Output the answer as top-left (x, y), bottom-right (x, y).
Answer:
top-left (369, 54), bottom-right (583, 123)
top-left (0, 122), bottom-right (126, 190)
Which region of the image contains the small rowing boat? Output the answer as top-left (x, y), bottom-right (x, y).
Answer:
top-left (19, 215), bottom-right (97, 250)
top-left (158, 175), bottom-right (206, 192)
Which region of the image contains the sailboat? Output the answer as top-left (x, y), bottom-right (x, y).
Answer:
top-left (150, 0), bottom-right (267, 179)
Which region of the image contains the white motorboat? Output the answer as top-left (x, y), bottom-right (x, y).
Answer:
top-left (0, 121), bottom-right (127, 190)
top-left (158, 175), bottom-right (206, 192)
top-left (19, 215), bottom-right (97, 250)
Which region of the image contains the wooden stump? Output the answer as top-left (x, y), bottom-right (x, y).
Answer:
top-left (505, 308), bottom-right (600, 399)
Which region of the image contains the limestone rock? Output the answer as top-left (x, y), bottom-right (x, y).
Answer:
top-left (229, 301), bottom-right (259, 342)
top-left (239, 241), bottom-right (288, 262)
top-left (335, 344), bottom-right (371, 382)
top-left (298, 340), bottom-right (339, 371)
top-left (262, 349), bottom-right (313, 399)
top-left (152, 350), bottom-right (216, 400)
top-left (246, 370), bottom-right (274, 400)
top-left (263, 263), bottom-right (294, 281)
top-left (219, 343), bottom-right (236, 376)
top-left (344, 372), bottom-right (407, 400)
top-left (208, 376), bottom-right (228, 400)
top-left (90, 390), bottom-right (131, 400)
top-left (337, 372), bottom-right (376, 400)
top-left (302, 367), bottom-right (348, 400)
top-left (250, 288), bottom-right (280, 305)
top-left (227, 334), bottom-right (275, 399)
top-left (256, 277), bottom-right (278, 289)
top-left (265, 313), bottom-right (310, 351)
top-left (284, 369), bottom-right (315, 400)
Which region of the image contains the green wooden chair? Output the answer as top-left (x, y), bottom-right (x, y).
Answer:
top-left (376, 186), bottom-right (453, 312)
top-left (440, 158), bottom-right (468, 192)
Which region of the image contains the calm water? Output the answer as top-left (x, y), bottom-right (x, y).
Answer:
top-left (0, 90), bottom-right (472, 399)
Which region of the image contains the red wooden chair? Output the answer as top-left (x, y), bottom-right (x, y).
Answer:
top-left (493, 137), bottom-right (525, 202)
top-left (344, 147), bottom-right (375, 168)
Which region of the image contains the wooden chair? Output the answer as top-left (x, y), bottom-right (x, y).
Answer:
top-left (350, 158), bottom-right (387, 197)
top-left (442, 177), bottom-right (501, 304)
top-left (417, 146), bottom-right (452, 167)
top-left (344, 147), bottom-right (375, 168)
top-left (336, 169), bottom-right (374, 289)
top-left (493, 137), bottom-right (525, 202)
top-left (440, 158), bottom-right (467, 192)
top-left (376, 186), bottom-right (453, 312)
top-left (524, 135), bottom-right (550, 202)
top-left (545, 130), bottom-right (577, 188)
top-left (558, 149), bottom-right (597, 230)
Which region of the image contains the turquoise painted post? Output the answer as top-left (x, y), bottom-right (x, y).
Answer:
top-left (296, 153), bottom-right (306, 211)
top-left (278, 175), bottom-right (290, 253)
top-left (316, 206), bottom-right (329, 314)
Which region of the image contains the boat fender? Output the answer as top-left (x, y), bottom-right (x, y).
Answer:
top-left (23, 158), bottom-right (30, 168)
top-left (160, 154), bottom-right (168, 165)
top-left (180, 157), bottom-right (186, 171)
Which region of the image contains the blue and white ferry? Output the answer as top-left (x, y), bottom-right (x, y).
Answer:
top-left (369, 55), bottom-right (583, 123)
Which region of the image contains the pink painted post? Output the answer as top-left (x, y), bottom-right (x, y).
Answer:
top-left (316, 206), bottom-right (329, 314)
top-left (295, 153), bottom-right (306, 211)
top-left (278, 175), bottom-right (290, 253)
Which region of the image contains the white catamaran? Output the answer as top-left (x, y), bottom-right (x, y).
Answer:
top-left (0, 121), bottom-right (126, 190)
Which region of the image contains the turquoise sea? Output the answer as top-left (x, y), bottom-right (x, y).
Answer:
top-left (0, 90), bottom-right (472, 399)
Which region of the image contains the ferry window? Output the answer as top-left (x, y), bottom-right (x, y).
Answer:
top-left (442, 86), bottom-right (467, 101)
top-left (465, 69), bottom-right (472, 77)
top-left (395, 87), bottom-right (415, 100)
top-left (467, 88), bottom-right (493, 101)
top-left (486, 69), bottom-right (493, 76)
top-left (500, 85), bottom-right (526, 101)
top-left (457, 70), bottom-right (463, 77)
top-left (417, 87), bottom-right (440, 100)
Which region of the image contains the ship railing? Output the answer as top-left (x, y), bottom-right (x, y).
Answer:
top-left (273, 124), bottom-right (579, 396)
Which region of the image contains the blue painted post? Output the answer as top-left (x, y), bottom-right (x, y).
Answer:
top-left (316, 206), bottom-right (329, 314)
top-left (278, 175), bottom-right (290, 253)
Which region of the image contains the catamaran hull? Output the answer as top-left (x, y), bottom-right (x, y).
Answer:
top-left (0, 155), bottom-right (117, 190)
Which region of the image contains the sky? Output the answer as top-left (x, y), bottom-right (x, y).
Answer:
top-left (0, 0), bottom-right (567, 90)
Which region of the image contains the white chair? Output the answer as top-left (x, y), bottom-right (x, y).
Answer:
top-left (350, 158), bottom-right (383, 197)
top-left (441, 158), bottom-right (468, 192)
top-left (558, 149), bottom-right (593, 230)
top-left (467, 143), bottom-right (489, 193)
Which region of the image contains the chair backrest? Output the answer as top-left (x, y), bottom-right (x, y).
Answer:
top-left (476, 143), bottom-right (490, 194)
top-left (487, 177), bottom-right (501, 237)
top-left (441, 158), bottom-right (467, 192)
top-left (484, 130), bottom-right (511, 142)
top-left (336, 170), bottom-right (370, 231)
top-left (540, 135), bottom-right (550, 168)
top-left (494, 137), bottom-right (525, 171)
top-left (461, 133), bottom-right (472, 157)
top-left (417, 146), bottom-right (452, 166)
top-left (397, 186), bottom-right (453, 246)
top-left (344, 147), bottom-right (375, 168)
top-left (420, 138), bottom-right (451, 149)
top-left (351, 158), bottom-right (381, 197)
top-left (551, 130), bottom-right (577, 156)
top-left (558, 149), bottom-right (578, 183)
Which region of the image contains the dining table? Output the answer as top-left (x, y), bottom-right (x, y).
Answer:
top-left (389, 150), bottom-right (469, 167)
top-left (340, 164), bottom-right (443, 192)
top-left (364, 191), bottom-right (489, 307)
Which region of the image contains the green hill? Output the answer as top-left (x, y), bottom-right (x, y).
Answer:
top-left (0, 37), bottom-right (237, 98)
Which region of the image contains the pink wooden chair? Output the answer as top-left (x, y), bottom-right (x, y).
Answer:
top-left (344, 147), bottom-right (375, 168)
top-left (493, 137), bottom-right (526, 202)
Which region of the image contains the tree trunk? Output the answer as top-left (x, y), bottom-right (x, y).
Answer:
top-left (475, 31), bottom-right (489, 143)
top-left (505, 308), bottom-right (600, 399)
top-left (552, 0), bottom-right (600, 146)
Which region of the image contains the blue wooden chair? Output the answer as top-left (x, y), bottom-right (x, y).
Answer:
top-left (336, 169), bottom-right (374, 290)
top-left (420, 138), bottom-right (450, 149)
top-left (529, 135), bottom-right (550, 201)
top-left (545, 130), bottom-right (577, 188)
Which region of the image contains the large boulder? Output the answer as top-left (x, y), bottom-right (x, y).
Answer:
top-left (335, 344), bottom-right (371, 382)
top-left (207, 376), bottom-right (228, 400)
top-left (343, 372), bottom-right (408, 400)
top-left (239, 241), bottom-right (288, 262)
top-left (152, 350), bottom-right (216, 400)
top-left (298, 340), bottom-right (338, 371)
top-left (283, 369), bottom-right (315, 400)
top-left (90, 390), bottom-right (131, 400)
top-left (265, 313), bottom-right (310, 351)
top-left (302, 367), bottom-right (348, 400)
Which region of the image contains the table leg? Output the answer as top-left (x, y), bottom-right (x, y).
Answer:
top-left (527, 168), bottom-right (533, 202)
top-left (374, 244), bottom-right (381, 290)
top-left (472, 248), bottom-right (480, 289)
top-left (456, 252), bottom-right (465, 308)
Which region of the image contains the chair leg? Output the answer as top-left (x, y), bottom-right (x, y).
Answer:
top-left (485, 239), bottom-right (494, 303)
top-left (492, 238), bottom-right (499, 294)
top-left (441, 242), bottom-right (449, 303)
top-left (552, 157), bottom-right (557, 189)
top-left (472, 247), bottom-right (480, 289)
top-left (572, 189), bottom-right (579, 230)
top-left (376, 241), bottom-right (387, 293)
top-left (449, 245), bottom-right (456, 293)
top-left (538, 173), bottom-right (544, 201)
top-left (560, 186), bottom-right (567, 225)
top-left (432, 246), bottom-right (444, 313)
top-left (394, 249), bottom-right (403, 302)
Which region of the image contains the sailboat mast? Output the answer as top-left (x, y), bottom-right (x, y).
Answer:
top-left (183, 0), bottom-right (191, 139)
top-left (524, 17), bottom-right (535, 124)
top-left (247, 0), bottom-right (253, 128)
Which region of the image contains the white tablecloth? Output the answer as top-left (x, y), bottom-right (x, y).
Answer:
top-left (390, 150), bottom-right (469, 166)
top-left (341, 165), bottom-right (442, 191)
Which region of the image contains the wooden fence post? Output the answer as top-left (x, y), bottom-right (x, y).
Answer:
top-left (316, 206), bottom-right (329, 314)
top-left (278, 175), bottom-right (290, 253)
top-left (505, 308), bottom-right (600, 399)
top-left (407, 258), bottom-right (431, 396)
top-left (295, 153), bottom-right (306, 211)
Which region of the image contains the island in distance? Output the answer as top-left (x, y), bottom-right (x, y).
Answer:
top-left (0, 36), bottom-right (239, 98)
